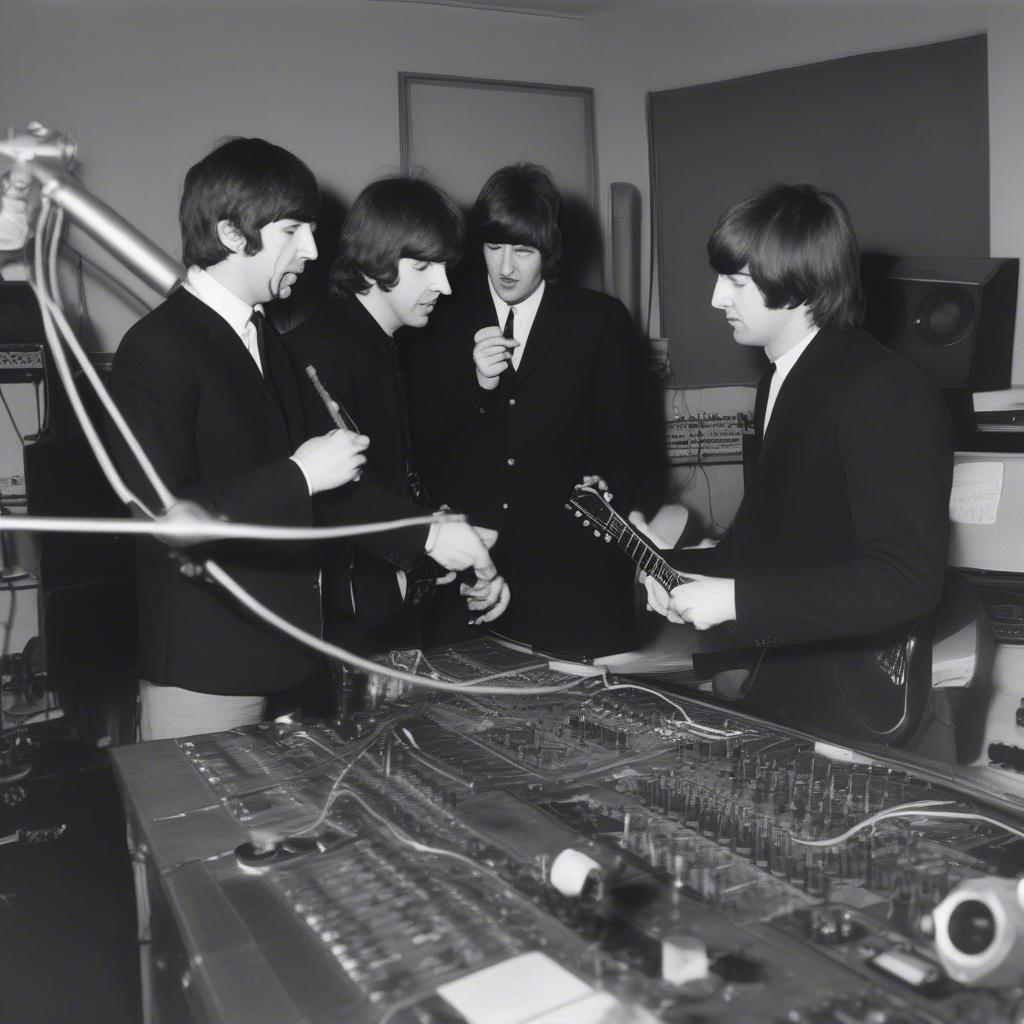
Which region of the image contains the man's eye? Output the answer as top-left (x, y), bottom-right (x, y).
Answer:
top-left (413, 262), bottom-right (429, 271)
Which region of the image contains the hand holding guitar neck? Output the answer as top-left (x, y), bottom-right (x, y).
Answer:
top-left (567, 481), bottom-right (735, 629)
top-left (565, 482), bottom-right (693, 594)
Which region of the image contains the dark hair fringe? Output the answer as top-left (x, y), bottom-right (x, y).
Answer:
top-left (329, 177), bottom-right (465, 298)
top-left (179, 138), bottom-right (320, 268)
top-left (470, 163), bottom-right (563, 281)
top-left (707, 181), bottom-right (865, 331)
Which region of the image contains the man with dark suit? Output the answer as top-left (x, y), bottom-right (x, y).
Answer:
top-left (645, 182), bottom-right (953, 739)
top-left (410, 163), bottom-right (638, 658)
top-left (287, 177), bottom-right (510, 657)
top-left (107, 138), bottom-right (368, 740)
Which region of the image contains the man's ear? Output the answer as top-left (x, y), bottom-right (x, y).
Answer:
top-left (216, 220), bottom-right (247, 255)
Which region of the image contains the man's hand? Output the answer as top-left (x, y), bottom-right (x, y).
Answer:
top-left (580, 474), bottom-right (613, 503)
top-left (643, 573), bottom-right (736, 631)
top-left (426, 521), bottom-right (497, 571)
top-left (461, 572), bottom-right (511, 625)
top-left (292, 429), bottom-right (369, 494)
top-left (473, 326), bottom-right (519, 390)
top-left (427, 522), bottom-right (509, 622)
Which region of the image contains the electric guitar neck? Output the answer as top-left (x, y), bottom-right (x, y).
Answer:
top-left (565, 484), bottom-right (693, 592)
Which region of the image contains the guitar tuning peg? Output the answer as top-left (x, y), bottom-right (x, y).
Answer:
top-left (583, 519), bottom-right (590, 527)
top-left (574, 510), bottom-right (582, 518)
top-left (593, 529), bottom-right (600, 538)
top-left (604, 534), bottom-right (612, 543)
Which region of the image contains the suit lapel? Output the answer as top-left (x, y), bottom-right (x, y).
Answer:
top-left (170, 288), bottom-right (265, 388)
top-left (757, 329), bottom-right (836, 461)
top-left (510, 283), bottom-right (559, 387)
top-left (169, 287), bottom-right (290, 435)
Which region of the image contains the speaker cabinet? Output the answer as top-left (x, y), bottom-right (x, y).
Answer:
top-left (863, 257), bottom-right (1019, 389)
top-left (610, 182), bottom-right (641, 325)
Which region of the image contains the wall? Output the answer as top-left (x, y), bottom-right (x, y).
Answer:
top-left (583, 0), bottom-right (1024, 524)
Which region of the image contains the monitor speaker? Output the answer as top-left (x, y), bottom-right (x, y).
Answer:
top-left (610, 182), bottom-right (641, 325)
top-left (862, 256), bottom-right (1018, 389)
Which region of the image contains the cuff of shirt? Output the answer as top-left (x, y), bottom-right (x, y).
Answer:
top-left (289, 455), bottom-right (314, 496)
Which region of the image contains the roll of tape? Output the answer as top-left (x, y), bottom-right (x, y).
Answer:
top-left (549, 848), bottom-right (603, 899)
top-left (932, 876), bottom-right (1024, 987)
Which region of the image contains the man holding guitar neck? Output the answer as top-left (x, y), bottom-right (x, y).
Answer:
top-left (644, 182), bottom-right (953, 739)
top-left (410, 164), bottom-right (640, 659)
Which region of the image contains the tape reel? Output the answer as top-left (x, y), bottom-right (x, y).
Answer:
top-left (932, 876), bottom-right (1024, 987)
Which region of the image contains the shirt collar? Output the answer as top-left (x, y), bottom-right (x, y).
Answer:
top-left (771, 327), bottom-right (818, 383)
top-left (487, 276), bottom-right (546, 340)
top-left (184, 266), bottom-right (262, 339)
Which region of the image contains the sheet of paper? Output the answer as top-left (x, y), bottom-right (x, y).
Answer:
top-left (437, 952), bottom-right (593, 1024)
top-left (949, 461), bottom-right (1003, 525)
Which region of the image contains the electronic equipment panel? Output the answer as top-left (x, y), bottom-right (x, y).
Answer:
top-left (111, 640), bottom-right (1024, 1024)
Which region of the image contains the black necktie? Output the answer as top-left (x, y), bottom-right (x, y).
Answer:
top-left (250, 310), bottom-right (285, 418)
top-left (753, 361), bottom-right (776, 441)
top-left (502, 307), bottom-right (516, 376)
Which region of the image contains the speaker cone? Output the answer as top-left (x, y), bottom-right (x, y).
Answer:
top-left (912, 287), bottom-right (976, 348)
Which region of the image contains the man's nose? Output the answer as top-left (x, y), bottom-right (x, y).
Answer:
top-left (434, 265), bottom-right (451, 295)
top-left (711, 277), bottom-right (730, 308)
top-left (298, 225), bottom-right (318, 261)
top-left (499, 246), bottom-right (515, 276)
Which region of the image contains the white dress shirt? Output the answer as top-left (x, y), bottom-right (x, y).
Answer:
top-left (488, 277), bottom-right (546, 370)
top-left (184, 266), bottom-right (265, 374)
top-left (764, 328), bottom-right (819, 432)
top-left (183, 266), bottom-right (315, 493)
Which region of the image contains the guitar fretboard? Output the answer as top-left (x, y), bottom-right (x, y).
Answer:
top-left (570, 489), bottom-right (692, 592)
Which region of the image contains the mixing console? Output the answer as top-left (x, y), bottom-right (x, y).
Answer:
top-left (112, 639), bottom-right (1024, 1024)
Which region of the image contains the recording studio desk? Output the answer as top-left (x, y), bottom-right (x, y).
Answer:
top-left (111, 641), bottom-right (1024, 1024)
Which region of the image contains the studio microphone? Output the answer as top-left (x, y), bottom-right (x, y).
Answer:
top-left (0, 166), bottom-right (32, 252)
top-left (30, 161), bottom-right (184, 297)
top-left (0, 124), bottom-right (184, 296)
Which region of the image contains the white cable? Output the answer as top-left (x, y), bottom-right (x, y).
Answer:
top-left (416, 648), bottom-right (606, 690)
top-left (289, 722), bottom-right (391, 836)
top-left (204, 559), bottom-right (587, 696)
top-left (783, 800), bottom-right (1024, 848)
top-left (33, 200), bottom-right (155, 513)
top-left (333, 783), bottom-right (483, 874)
top-left (41, 250), bottom-right (175, 509)
top-left (601, 680), bottom-right (745, 738)
top-left (0, 511), bottom-right (458, 543)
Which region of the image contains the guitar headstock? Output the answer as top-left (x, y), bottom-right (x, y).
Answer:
top-left (565, 483), bottom-right (617, 543)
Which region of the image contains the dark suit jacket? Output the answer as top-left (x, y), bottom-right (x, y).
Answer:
top-left (286, 298), bottom-right (430, 638)
top-left (410, 272), bottom-right (639, 657)
top-left (671, 327), bottom-right (952, 646)
top-left (106, 288), bottom-right (321, 695)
